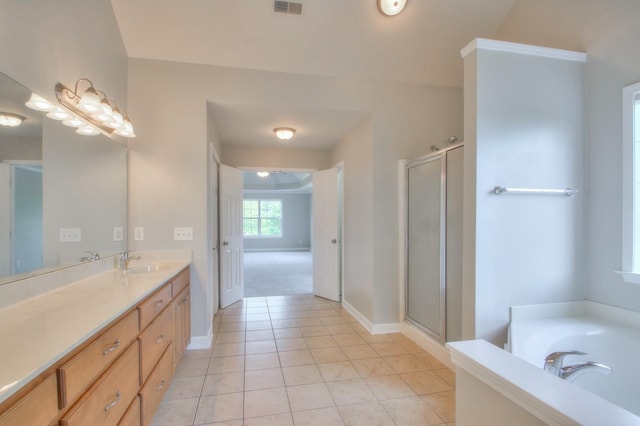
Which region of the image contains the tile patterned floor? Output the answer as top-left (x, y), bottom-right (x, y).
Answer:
top-left (152, 295), bottom-right (456, 426)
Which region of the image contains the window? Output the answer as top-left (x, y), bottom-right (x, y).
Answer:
top-left (243, 199), bottom-right (282, 237)
top-left (621, 82), bottom-right (640, 283)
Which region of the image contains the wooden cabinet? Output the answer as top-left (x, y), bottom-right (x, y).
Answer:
top-left (0, 265), bottom-right (191, 426)
top-left (0, 374), bottom-right (59, 426)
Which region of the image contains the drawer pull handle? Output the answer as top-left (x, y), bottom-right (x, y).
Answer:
top-left (104, 390), bottom-right (121, 411)
top-left (154, 299), bottom-right (164, 308)
top-left (156, 379), bottom-right (166, 391)
top-left (102, 338), bottom-right (121, 355)
top-left (155, 334), bottom-right (166, 344)
top-left (182, 295), bottom-right (188, 303)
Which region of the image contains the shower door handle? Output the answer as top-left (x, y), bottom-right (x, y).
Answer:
top-left (331, 239), bottom-right (337, 244)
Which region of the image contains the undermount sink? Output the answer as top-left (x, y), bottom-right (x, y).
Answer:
top-left (127, 262), bottom-right (176, 274)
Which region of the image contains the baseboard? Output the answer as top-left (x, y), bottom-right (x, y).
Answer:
top-left (187, 326), bottom-right (213, 350)
top-left (342, 298), bottom-right (401, 335)
top-left (401, 321), bottom-right (453, 369)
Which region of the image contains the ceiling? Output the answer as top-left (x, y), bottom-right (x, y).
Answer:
top-left (110, 0), bottom-right (517, 150)
top-left (244, 171), bottom-right (312, 193)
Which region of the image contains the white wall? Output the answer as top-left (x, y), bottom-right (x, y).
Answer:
top-left (222, 145), bottom-right (331, 171)
top-left (463, 44), bottom-right (586, 346)
top-left (496, 0), bottom-right (640, 318)
top-left (243, 193), bottom-right (311, 251)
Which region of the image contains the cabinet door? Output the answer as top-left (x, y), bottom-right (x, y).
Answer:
top-left (140, 344), bottom-right (173, 426)
top-left (0, 374), bottom-right (59, 426)
top-left (173, 290), bottom-right (185, 367)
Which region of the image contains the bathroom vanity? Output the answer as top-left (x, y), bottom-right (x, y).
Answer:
top-left (0, 261), bottom-right (191, 426)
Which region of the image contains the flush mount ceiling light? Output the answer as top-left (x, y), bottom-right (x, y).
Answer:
top-left (0, 112), bottom-right (25, 127)
top-left (257, 171), bottom-right (270, 178)
top-left (377, 0), bottom-right (407, 16)
top-left (52, 78), bottom-right (135, 138)
top-left (274, 127), bottom-right (296, 140)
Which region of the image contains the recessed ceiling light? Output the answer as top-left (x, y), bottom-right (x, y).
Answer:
top-left (274, 127), bottom-right (296, 140)
top-left (378, 0), bottom-right (407, 16)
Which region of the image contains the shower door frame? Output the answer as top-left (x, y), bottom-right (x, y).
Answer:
top-left (405, 151), bottom-right (447, 343)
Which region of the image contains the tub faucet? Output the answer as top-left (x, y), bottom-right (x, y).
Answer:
top-left (560, 362), bottom-right (612, 382)
top-left (80, 251), bottom-right (100, 262)
top-left (544, 351), bottom-right (589, 376)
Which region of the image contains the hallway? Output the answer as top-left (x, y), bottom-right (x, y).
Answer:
top-left (152, 295), bottom-right (456, 425)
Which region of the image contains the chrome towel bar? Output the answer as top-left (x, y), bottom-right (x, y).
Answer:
top-left (493, 186), bottom-right (579, 197)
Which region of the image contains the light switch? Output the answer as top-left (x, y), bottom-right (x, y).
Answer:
top-left (113, 227), bottom-right (124, 241)
top-left (174, 227), bottom-right (193, 241)
top-left (134, 227), bottom-right (144, 241)
top-left (59, 228), bottom-right (82, 242)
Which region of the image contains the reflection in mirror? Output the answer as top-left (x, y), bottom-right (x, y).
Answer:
top-left (0, 72), bottom-right (127, 285)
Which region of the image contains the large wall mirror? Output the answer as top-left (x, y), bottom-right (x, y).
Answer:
top-left (0, 72), bottom-right (127, 285)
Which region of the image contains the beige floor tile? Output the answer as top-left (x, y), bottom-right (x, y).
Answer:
top-left (381, 395), bottom-right (444, 425)
top-left (359, 333), bottom-right (395, 344)
top-left (163, 376), bottom-right (205, 400)
top-left (202, 372), bottom-right (244, 396)
top-left (245, 352), bottom-right (281, 371)
top-left (273, 328), bottom-right (303, 339)
top-left (282, 364), bottom-right (324, 386)
top-left (400, 371), bottom-right (453, 395)
top-left (317, 361), bottom-right (360, 382)
top-left (152, 397), bottom-right (198, 425)
top-left (310, 347), bottom-right (347, 363)
top-left (271, 319), bottom-right (298, 328)
top-left (320, 316), bottom-right (348, 325)
top-left (326, 378), bottom-right (377, 406)
top-left (212, 342), bottom-right (245, 358)
top-left (215, 331), bottom-right (246, 344)
top-left (245, 329), bottom-right (275, 342)
top-left (278, 349), bottom-right (316, 367)
top-left (246, 307), bottom-right (269, 314)
top-left (270, 312), bottom-right (296, 320)
top-left (364, 375), bottom-right (415, 400)
top-left (209, 355), bottom-right (245, 374)
top-left (332, 334), bottom-right (366, 347)
top-left (246, 313), bottom-right (271, 322)
top-left (245, 320), bottom-right (273, 331)
top-left (422, 390), bottom-right (456, 423)
top-left (286, 383), bottom-right (335, 412)
top-left (291, 407), bottom-right (345, 426)
top-left (194, 392), bottom-right (244, 424)
top-left (245, 340), bottom-right (277, 354)
top-left (174, 358), bottom-right (210, 378)
top-left (337, 401), bottom-right (394, 426)
top-left (413, 352), bottom-right (447, 370)
top-left (181, 349), bottom-right (213, 360)
top-left (324, 324), bottom-right (357, 335)
top-left (351, 358), bottom-right (395, 378)
top-left (304, 335), bottom-right (338, 349)
top-left (370, 342), bottom-right (409, 357)
top-left (434, 368), bottom-right (456, 388)
top-left (243, 413), bottom-right (294, 426)
top-left (396, 339), bottom-right (426, 354)
top-left (198, 420), bottom-right (242, 426)
top-left (222, 314), bottom-right (246, 323)
top-left (220, 322), bottom-right (246, 332)
top-left (299, 326), bottom-right (330, 337)
top-left (276, 338), bottom-right (308, 351)
top-left (295, 318), bottom-right (325, 327)
top-left (341, 344), bottom-right (379, 360)
top-left (244, 388), bottom-right (291, 418)
top-left (244, 368), bottom-right (285, 390)
top-left (383, 354), bottom-right (429, 373)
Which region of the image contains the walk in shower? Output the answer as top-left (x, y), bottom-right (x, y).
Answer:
top-left (405, 141), bottom-right (463, 343)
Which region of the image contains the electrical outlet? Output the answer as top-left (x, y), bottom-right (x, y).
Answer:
top-left (134, 227), bottom-right (144, 241)
top-left (59, 228), bottom-right (82, 242)
top-left (113, 227), bottom-right (124, 241)
top-left (174, 227), bottom-right (193, 241)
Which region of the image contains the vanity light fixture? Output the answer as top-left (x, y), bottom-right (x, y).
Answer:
top-left (54, 78), bottom-right (135, 138)
top-left (0, 112), bottom-right (25, 127)
top-left (377, 0), bottom-right (408, 16)
top-left (25, 93), bottom-right (54, 111)
top-left (274, 127), bottom-right (295, 140)
top-left (257, 171), bottom-right (270, 178)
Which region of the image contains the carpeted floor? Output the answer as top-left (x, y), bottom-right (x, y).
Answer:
top-left (244, 251), bottom-right (312, 297)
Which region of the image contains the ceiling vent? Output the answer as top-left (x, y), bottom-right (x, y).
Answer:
top-left (274, 1), bottom-right (303, 15)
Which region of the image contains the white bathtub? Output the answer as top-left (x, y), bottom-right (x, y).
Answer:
top-left (509, 301), bottom-right (640, 418)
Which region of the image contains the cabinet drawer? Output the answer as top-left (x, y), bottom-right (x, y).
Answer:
top-left (138, 283), bottom-right (172, 331)
top-left (0, 374), bottom-right (58, 426)
top-left (118, 395), bottom-right (141, 426)
top-left (60, 342), bottom-right (139, 426)
top-left (59, 309), bottom-right (139, 408)
top-left (140, 343), bottom-right (173, 426)
top-left (171, 268), bottom-right (189, 298)
top-left (139, 305), bottom-right (173, 383)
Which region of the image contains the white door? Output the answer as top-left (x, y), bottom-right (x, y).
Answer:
top-left (219, 164), bottom-right (244, 308)
top-left (312, 167), bottom-right (341, 302)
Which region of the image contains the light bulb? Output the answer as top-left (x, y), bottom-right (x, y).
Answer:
top-left (62, 116), bottom-right (85, 128)
top-left (0, 113), bottom-right (25, 127)
top-left (377, 0), bottom-right (407, 16)
top-left (78, 87), bottom-right (101, 113)
top-left (46, 107), bottom-right (71, 121)
top-left (273, 127), bottom-right (296, 140)
top-left (25, 93), bottom-right (53, 111)
top-left (76, 125), bottom-right (100, 136)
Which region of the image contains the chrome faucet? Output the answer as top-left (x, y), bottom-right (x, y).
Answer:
top-left (560, 362), bottom-right (612, 382)
top-left (120, 251), bottom-right (141, 271)
top-left (80, 251), bottom-right (100, 262)
top-left (544, 351), bottom-right (589, 376)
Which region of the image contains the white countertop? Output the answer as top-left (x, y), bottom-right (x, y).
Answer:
top-left (0, 260), bottom-right (190, 404)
